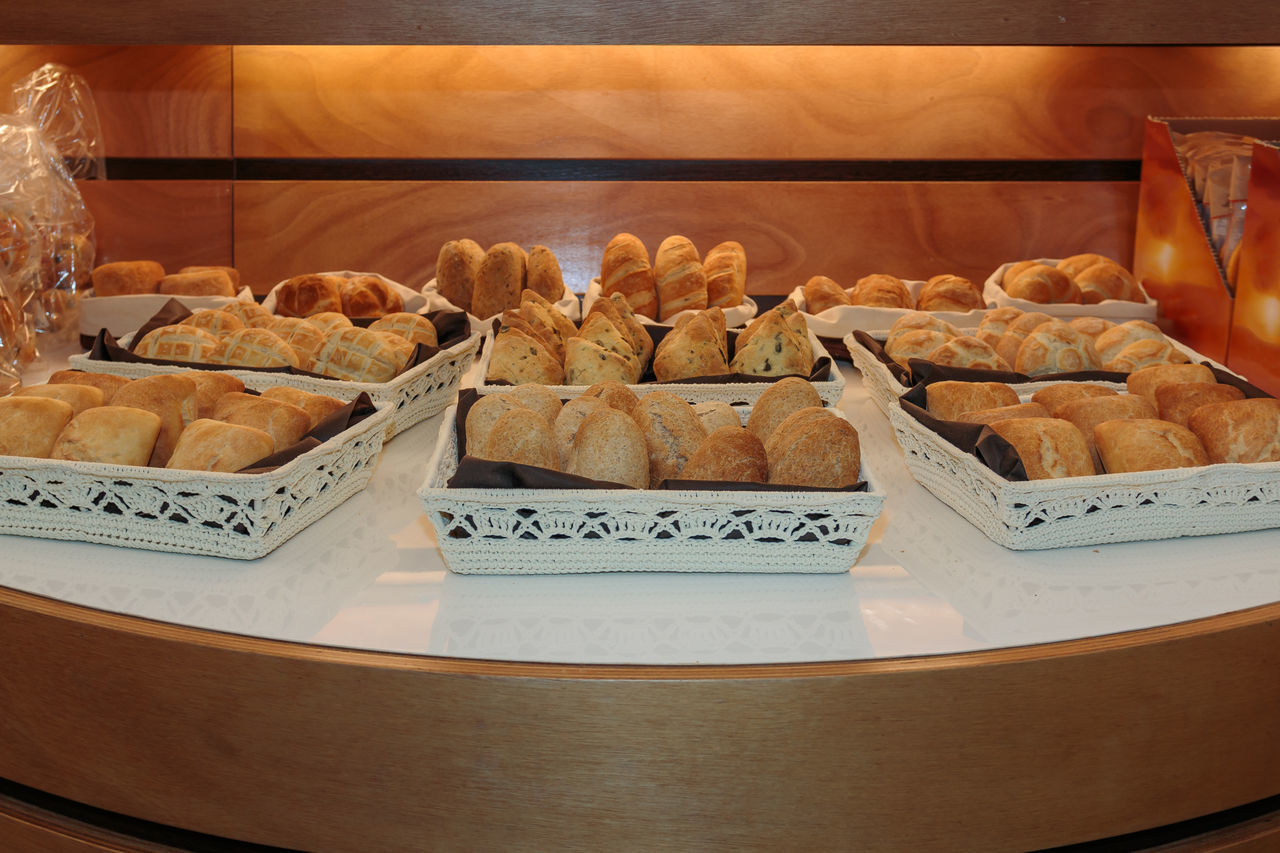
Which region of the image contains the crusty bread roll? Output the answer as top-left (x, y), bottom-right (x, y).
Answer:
top-left (313, 326), bottom-right (402, 382)
top-left (1053, 393), bottom-right (1158, 472)
top-left (435, 239), bottom-right (485, 313)
top-left (340, 275), bottom-right (404, 318)
top-left (0, 396), bottom-right (75, 458)
top-left (1103, 339), bottom-right (1190, 373)
top-left (600, 233), bottom-right (659, 320)
top-left (917, 274), bottom-right (984, 312)
top-left (703, 241), bottom-right (746, 310)
top-left (974, 306), bottom-right (1025, 348)
top-left (182, 308), bottom-right (245, 337)
top-left (158, 269), bottom-right (236, 298)
top-left (803, 275), bottom-right (851, 314)
top-left (580, 380), bottom-right (640, 416)
top-left (566, 407), bottom-right (649, 488)
top-left (1125, 362), bottom-right (1216, 406)
top-left (220, 301), bottom-right (276, 330)
top-left (928, 336), bottom-right (1011, 372)
top-left (1094, 320), bottom-right (1165, 364)
top-left (525, 245), bottom-right (566, 303)
top-left (212, 328), bottom-right (300, 369)
top-left (887, 311), bottom-right (960, 345)
top-left (553, 396), bottom-right (609, 467)
top-left (466, 394), bottom-right (529, 455)
top-left (368, 312), bottom-right (438, 348)
top-left (1013, 319), bottom-right (1101, 376)
top-left (188, 371), bottom-right (246, 419)
top-left (1000, 260), bottom-right (1040, 288)
top-left (268, 317), bottom-right (327, 371)
top-left (213, 392), bottom-right (311, 451)
top-left (654, 235), bottom-right (708, 322)
top-left (766, 407), bottom-right (861, 488)
top-left (986, 417), bottom-right (1093, 479)
top-left (848, 274), bottom-right (912, 308)
top-left (652, 312), bottom-right (729, 382)
top-left (486, 327), bottom-right (564, 386)
top-left (885, 329), bottom-right (953, 369)
top-left (374, 331), bottom-right (415, 373)
top-left (745, 376), bottom-right (823, 443)
top-left (503, 383), bottom-right (562, 427)
top-left (682, 425), bottom-right (768, 483)
top-left (955, 402), bottom-right (1050, 424)
top-left (1187, 397), bottom-right (1280, 464)
top-left (480, 408), bottom-right (559, 471)
top-left (1075, 262), bottom-right (1143, 304)
top-left (473, 242), bottom-right (527, 320)
top-left (925, 380), bottom-right (1020, 421)
top-left (51, 406), bottom-right (163, 467)
top-left (631, 390), bottom-right (707, 487)
top-left (90, 260), bottom-right (164, 297)
top-left (180, 265), bottom-right (241, 290)
top-left (111, 373), bottom-right (199, 467)
top-left (563, 336), bottom-right (635, 386)
top-left (166, 418), bottom-right (276, 472)
top-left (1154, 381), bottom-right (1245, 428)
top-left (14, 383), bottom-right (104, 416)
top-left (1068, 316), bottom-right (1116, 340)
top-left (274, 274), bottom-right (343, 318)
top-left (693, 400), bottom-right (740, 434)
top-left (1029, 382), bottom-right (1118, 415)
top-left (994, 311), bottom-right (1054, 367)
top-left (1056, 253), bottom-right (1113, 279)
top-left (729, 310), bottom-right (811, 377)
top-left (304, 311), bottom-right (353, 335)
top-left (1004, 263), bottom-right (1081, 304)
top-left (1094, 418), bottom-right (1208, 473)
top-left (134, 324), bottom-right (224, 363)
top-left (47, 370), bottom-right (132, 405)
top-left (260, 385), bottom-right (347, 429)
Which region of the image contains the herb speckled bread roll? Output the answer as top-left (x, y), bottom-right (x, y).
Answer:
top-left (1094, 418), bottom-right (1208, 473)
top-left (166, 419), bottom-right (276, 472)
top-left (51, 406), bottom-right (163, 467)
top-left (729, 310), bottom-right (810, 377)
top-left (652, 312), bottom-right (729, 382)
top-left (766, 407), bottom-right (861, 488)
top-left (566, 407), bottom-right (649, 489)
top-left (435, 239), bottom-right (486, 313)
top-left (563, 336), bottom-right (636, 386)
top-left (523, 289), bottom-right (580, 346)
top-left (986, 417), bottom-right (1093, 479)
top-left (682, 426), bottom-right (768, 483)
top-left (0, 396), bottom-right (75, 458)
top-left (472, 242), bottom-right (527, 320)
top-left (487, 327), bottom-right (564, 386)
top-left (600, 233), bottom-right (658, 320)
top-left (654, 235), bottom-right (708, 321)
top-left (630, 391), bottom-right (707, 487)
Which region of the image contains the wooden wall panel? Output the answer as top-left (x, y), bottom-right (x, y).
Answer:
top-left (0, 46), bottom-right (231, 158)
top-left (232, 46), bottom-right (1280, 160)
top-left (78, 182), bottom-right (234, 277)
top-left (233, 180), bottom-right (1137, 296)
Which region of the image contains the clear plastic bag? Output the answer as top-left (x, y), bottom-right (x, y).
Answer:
top-left (11, 63), bottom-right (106, 180)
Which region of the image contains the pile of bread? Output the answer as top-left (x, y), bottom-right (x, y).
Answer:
top-left (805, 273), bottom-right (985, 314)
top-left (273, 273), bottom-right (405, 319)
top-left (922, 364), bottom-right (1279, 478)
top-left (998, 253), bottom-right (1146, 304)
top-left (131, 304), bottom-right (437, 383)
top-left (885, 308), bottom-right (1191, 376)
top-left (600, 233), bottom-right (746, 321)
top-left (465, 377), bottom-right (860, 490)
top-left (91, 261), bottom-right (241, 298)
top-left (434, 240), bottom-right (566, 318)
top-left (0, 369), bottom-right (348, 472)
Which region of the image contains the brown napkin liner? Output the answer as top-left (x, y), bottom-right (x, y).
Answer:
top-left (237, 392), bottom-right (379, 473)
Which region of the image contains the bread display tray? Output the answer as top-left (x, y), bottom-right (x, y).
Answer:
top-left (0, 402), bottom-right (394, 560)
top-left (418, 405), bottom-right (885, 575)
top-left (473, 327), bottom-right (845, 406)
top-left (983, 259), bottom-right (1158, 323)
top-left (884, 401), bottom-right (1280, 550)
top-left (421, 277), bottom-right (584, 329)
top-left (68, 331), bottom-right (483, 438)
top-left (787, 280), bottom-right (989, 339)
top-left (582, 278), bottom-right (758, 328)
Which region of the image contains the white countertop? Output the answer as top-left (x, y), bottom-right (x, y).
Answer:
top-left (4, 348), bottom-right (1279, 666)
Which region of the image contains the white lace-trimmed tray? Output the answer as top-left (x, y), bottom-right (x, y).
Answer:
top-left (884, 401), bottom-right (1280, 550)
top-left (786, 280), bottom-right (990, 339)
top-left (983, 258), bottom-right (1159, 323)
top-left (0, 402), bottom-right (394, 559)
top-left (473, 327), bottom-right (845, 406)
top-left (67, 331), bottom-right (483, 438)
top-left (418, 404), bottom-right (885, 574)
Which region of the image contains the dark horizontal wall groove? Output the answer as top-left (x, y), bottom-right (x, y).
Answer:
top-left (99, 157), bottom-right (1143, 182)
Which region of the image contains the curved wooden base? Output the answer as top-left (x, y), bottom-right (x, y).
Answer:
top-left (3, 586), bottom-right (1280, 852)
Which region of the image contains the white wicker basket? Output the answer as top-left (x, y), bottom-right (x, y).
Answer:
top-left (418, 405), bottom-right (885, 574)
top-left (0, 402), bottom-right (394, 559)
top-left (885, 402), bottom-right (1280, 550)
top-left (983, 258), bottom-right (1158, 322)
top-left (67, 331), bottom-right (482, 438)
top-left (473, 328), bottom-right (845, 406)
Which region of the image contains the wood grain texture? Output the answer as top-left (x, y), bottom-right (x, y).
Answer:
top-left (233, 45), bottom-right (1280, 161)
top-left (4, 0), bottom-right (1278, 45)
top-left (0, 795), bottom-right (179, 853)
top-left (0, 46), bottom-right (231, 159)
top-left (77, 181), bottom-right (234, 281)
top-left (1, 586), bottom-right (1279, 852)
top-left (232, 179), bottom-right (1137, 296)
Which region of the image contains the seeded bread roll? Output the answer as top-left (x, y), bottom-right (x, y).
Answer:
top-left (682, 426), bottom-right (768, 483)
top-left (47, 370), bottom-right (132, 405)
top-left (600, 232), bottom-right (658, 320)
top-left (275, 274), bottom-right (343, 318)
top-left (513, 300), bottom-right (569, 361)
top-left (925, 380), bottom-right (1019, 422)
top-left (1029, 382), bottom-right (1118, 415)
top-left (1094, 320), bottom-right (1165, 364)
top-left (189, 372), bottom-right (246, 419)
top-left (917, 274), bottom-right (984, 312)
top-left (693, 400), bottom-right (740, 434)
top-left (1155, 381), bottom-right (1245, 428)
top-left (803, 275), bottom-right (852, 314)
top-left (601, 293), bottom-right (654, 367)
top-left (1187, 397), bottom-right (1280, 464)
top-left (501, 308), bottom-right (564, 364)
top-left (473, 242), bottom-right (527, 320)
top-left (580, 380), bottom-right (640, 416)
top-left (481, 408), bottom-right (559, 471)
top-left (1013, 319), bottom-right (1101, 376)
top-left (525, 244), bottom-right (566, 302)
top-left (886, 311), bottom-right (960, 345)
top-left (766, 407), bottom-right (861, 488)
top-left (1075, 262), bottom-right (1143, 304)
top-left (729, 310), bottom-right (810, 377)
top-left (928, 336), bottom-right (1011, 372)
top-left (885, 329), bottom-right (953, 369)
top-left (703, 241), bottom-right (746, 310)
top-left (435, 239), bottom-right (486, 313)
top-left (340, 275), bottom-right (404, 318)
top-left (166, 419), bottom-right (276, 472)
top-left (1094, 418), bottom-right (1208, 473)
top-left (986, 417), bottom-right (1093, 479)
top-left (1125, 362), bottom-right (1216, 406)
top-left (213, 392), bottom-right (312, 451)
top-left (14, 383), bottom-right (104, 416)
top-left (159, 269), bottom-right (236, 298)
top-left (631, 391), bottom-right (707, 487)
top-left (259, 386), bottom-right (346, 429)
top-left (745, 376), bottom-right (822, 442)
top-left (91, 260), bottom-right (165, 296)
top-left (50, 406), bottom-right (163, 467)
top-left (1053, 393), bottom-right (1158, 472)
top-left (564, 336), bottom-right (636, 386)
top-left (1005, 263), bottom-right (1082, 304)
top-left (487, 327), bottom-right (564, 386)
top-left (849, 274), bottom-right (913, 308)
top-left (566, 407), bottom-right (649, 489)
top-left (111, 374), bottom-right (199, 467)
top-left (553, 396), bottom-right (610, 467)
top-left (465, 394), bottom-right (530, 455)
top-left (0, 396), bottom-right (75, 458)
top-left (183, 308), bottom-right (245, 337)
top-left (576, 312), bottom-right (642, 382)
top-left (955, 402), bottom-right (1051, 424)
top-left (654, 235), bottom-right (708, 322)
top-left (523, 289), bottom-right (581, 347)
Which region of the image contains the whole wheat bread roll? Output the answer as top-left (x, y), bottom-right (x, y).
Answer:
top-left (566, 407), bottom-right (649, 488)
top-left (481, 408), bottom-right (559, 470)
top-left (631, 390), bottom-right (707, 487)
top-left (435, 239), bottom-right (486, 313)
top-left (503, 383), bottom-right (563, 427)
top-left (682, 425), bottom-right (768, 483)
top-left (466, 394), bottom-right (530, 456)
top-left (693, 400), bottom-right (740, 434)
top-left (473, 242), bottom-right (527, 320)
top-left (600, 233), bottom-right (658, 320)
top-left (766, 407), bottom-right (861, 488)
top-left (745, 376), bottom-right (822, 442)
top-left (525, 245), bottom-right (566, 302)
top-left (553, 396), bottom-right (609, 467)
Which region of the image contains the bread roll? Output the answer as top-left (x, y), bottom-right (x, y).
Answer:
top-left (566, 407), bottom-right (649, 488)
top-left (803, 275), bottom-right (851, 314)
top-left (594, 292), bottom-right (654, 367)
top-left (682, 426), bottom-right (768, 483)
top-left (313, 326), bottom-right (402, 382)
top-left (1013, 320), bottom-right (1101, 376)
top-left (159, 269), bottom-right (235, 298)
top-left (745, 376), bottom-right (822, 442)
top-left (435, 239), bottom-right (485, 313)
top-left (486, 328), bottom-right (564, 386)
top-left (166, 419), bottom-right (276, 472)
top-left (480, 409), bottom-right (559, 471)
top-left (502, 383), bottom-right (562, 427)
top-left (917, 274), bottom-right (984, 312)
top-left (693, 400), bottom-right (740, 434)
top-left (499, 308), bottom-right (563, 364)
top-left (369, 312), bottom-right (438, 349)
top-left (90, 260), bottom-right (164, 297)
top-left (473, 242), bottom-right (527, 320)
top-left (213, 392), bottom-right (311, 451)
top-left (885, 329), bottom-right (953, 369)
top-left (340, 275), bottom-right (404, 318)
top-left (577, 312), bottom-right (642, 382)
top-left (188, 372), bottom-right (246, 419)
top-left (268, 317), bottom-right (327, 371)
top-left (134, 324), bottom-right (224, 363)
top-left (928, 336), bottom-right (1011, 372)
top-left (975, 306), bottom-right (1025, 348)
top-left (1094, 418), bottom-right (1208, 473)
top-left (220, 300), bottom-right (276, 329)
top-left (652, 312), bottom-right (729, 382)
top-left (305, 311), bottom-right (353, 335)
top-left (1068, 316), bottom-right (1116, 340)
top-left (0, 396), bottom-right (75, 458)
top-left (525, 245), bottom-right (566, 302)
top-left (1103, 339), bottom-right (1190, 373)
top-left (925, 380), bottom-right (1019, 421)
top-left (213, 328), bottom-right (301, 369)
top-left (986, 417), bottom-right (1093, 479)
top-left (654, 235), bottom-right (708, 321)
top-left (553, 396), bottom-right (609, 467)
top-left (1075, 262), bottom-right (1143, 304)
top-left (563, 336), bottom-right (636, 386)
top-left (1187, 397), bottom-right (1280, 464)
top-left (274, 274), bottom-right (343, 318)
top-left (1155, 381), bottom-right (1245, 428)
top-left (179, 265), bottom-right (241, 290)
top-left (260, 385), bottom-right (346, 429)
top-left (1029, 382), bottom-right (1118, 415)
top-left (767, 407), bottom-right (861, 488)
top-left (111, 374), bottom-right (199, 467)
top-left (1000, 260), bottom-right (1039, 288)
top-left (1094, 320), bottom-right (1165, 364)
top-left (955, 402), bottom-right (1050, 424)
top-left (729, 310), bottom-right (811, 377)
top-left (580, 380), bottom-right (640, 416)
top-left (524, 288), bottom-right (582, 350)
top-left (182, 308), bottom-right (245, 337)
top-left (15, 383), bottom-right (104, 416)
top-left (375, 331), bottom-right (415, 373)
top-left (1054, 393), bottom-right (1158, 472)
top-left (887, 311), bottom-right (960, 345)
top-left (1125, 362), bottom-right (1216, 406)
top-left (631, 391), bottom-right (707, 487)
top-left (1005, 264), bottom-right (1082, 304)
top-left (51, 406), bottom-right (163, 467)
top-left (994, 311), bottom-right (1054, 367)
top-left (466, 394), bottom-right (529, 456)
top-left (1056, 253), bottom-right (1113, 279)
top-left (600, 233), bottom-right (659, 320)
top-left (47, 370), bottom-right (132, 405)
top-left (703, 241), bottom-right (746, 310)
top-left (849, 274), bottom-right (912, 308)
